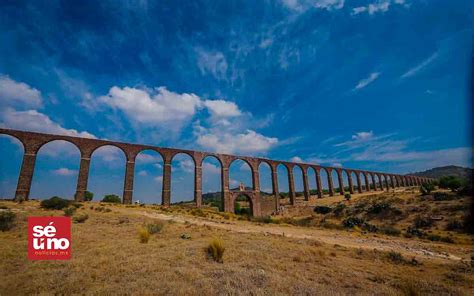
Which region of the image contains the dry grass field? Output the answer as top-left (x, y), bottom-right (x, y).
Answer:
top-left (0, 188), bottom-right (473, 295)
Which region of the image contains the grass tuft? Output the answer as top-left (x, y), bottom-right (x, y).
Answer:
top-left (0, 210), bottom-right (16, 231)
top-left (138, 227), bottom-right (151, 243)
top-left (207, 238), bottom-right (225, 263)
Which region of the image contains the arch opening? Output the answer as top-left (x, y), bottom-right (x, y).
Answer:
top-left (259, 162), bottom-right (274, 215)
top-left (89, 145), bottom-right (126, 202)
top-left (293, 165), bottom-right (304, 202)
top-left (202, 155), bottom-right (223, 210)
top-left (133, 150), bottom-right (163, 205)
top-left (229, 159), bottom-right (253, 191)
top-left (277, 164), bottom-right (290, 205)
top-left (0, 135), bottom-right (24, 199)
top-left (30, 140), bottom-right (81, 200)
top-left (171, 153), bottom-right (195, 205)
top-left (234, 193), bottom-right (253, 216)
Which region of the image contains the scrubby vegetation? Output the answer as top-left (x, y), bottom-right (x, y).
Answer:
top-left (73, 214), bottom-right (89, 223)
top-left (207, 238), bottom-right (225, 263)
top-left (63, 206), bottom-right (76, 217)
top-left (0, 210), bottom-right (16, 231)
top-left (145, 221), bottom-right (165, 234)
top-left (84, 191), bottom-right (94, 201)
top-left (138, 227), bottom-right (151, 243)
top-left (101, 194), bottom-right (121, 203)
top-left (40, 196), bottom-right (71, 210)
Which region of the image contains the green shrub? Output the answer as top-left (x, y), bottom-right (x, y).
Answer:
top-left (367, 202), bottom-right (391, 214)
top-left (413, 216), bottom-right (433, 228)
top-left (40, 196), bottom-right (71, 210)
top-left (207, 238), bottom-right (225, 263)
top-left (146, 221), bottom-right (165, 234)
top-left (314, 206), bottom-right (332, 214)
top-left (342, 216), bottom-right (364, 228)
top-left (439, 176), bottom-right (464, 192)
top-left (387, 251), bottom-right (405, 264)
top-left (405, 227), bottom-right (424, 238)
top-left (333, 203), bottom-right (346, 217)
top-left (344, 193), bottom-right (351, 201)
top-left (73, 214), bottom-right (89, 223)
top-left (101, 194), bottom-right (121, 203)
top-left (63, 207), bottom-right (76, 217)
top-left (361, 222), bottom-right (378, 233)
top-left (84, 191), bottom-right (94, 201)
top-left (138, 227), bottom-right (151, 243)
top-left (419, 183), bottom-right (435, 195)
top-left (0, 210), bottom-right (16, 231)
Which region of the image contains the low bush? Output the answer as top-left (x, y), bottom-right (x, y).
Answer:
top-left (0, 210), bottom-right (16, 231)
top-left (344, 193), bottom-right (351, 201)
top-left (426, 234), bottom-right (454, 244)
top-left (40, 196), bottom-right (71, 210)
top-left (207, 238), bottom-right (225, 263)
top-left (314, 206), bottom-right (332, 214)
top-left (405, 227), bottom-right (424, 238)
top-left (190, 208), bottom-right (206, 217)
top-left (333, 204), bottom-right (346, 217)
top-left (138, 227), bottom-right (151, 243)
top-left (342, 216), bottom-right (364, 228)
top-left (379, 225), bottom-right (401, 236)
top-left (439, 176), bottom-right (464, 192)
top-left (84, 191), bottom-right (94, 201)
top-left (433, 192), bottom-right (450, 201)
top-left (63, 207), bottom-right (76, 217)
top-left (387, 251), bottom-right (405, 264)
top-left (73, 214), bottom-right (89, 223)
top-left (101, 194), bottom-right (121, 203)
top-left (361, 222), bottom-right (378, 233)
top-left (413, 216), bottom-right (433, 228)
top-left (146, 221), bottom-right (165, 234)
top-left (252, 216), bottom-right (273, 223)
top-left (420, 183), bottom-right (435, 195)
top-left (446, 219), bottom-right (463, 231)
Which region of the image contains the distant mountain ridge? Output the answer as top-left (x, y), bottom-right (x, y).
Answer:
top-left (410, 165), bottom-right (473, 179)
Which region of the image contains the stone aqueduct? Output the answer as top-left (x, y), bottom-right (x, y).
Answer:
top-left (1, 128), bottom-right (435, 216)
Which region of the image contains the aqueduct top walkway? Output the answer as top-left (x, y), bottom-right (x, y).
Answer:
top-left (0, 128), bottom-right (434, 216)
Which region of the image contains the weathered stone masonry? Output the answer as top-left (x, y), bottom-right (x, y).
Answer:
top-left (0, 128), bottom-right (435, 216)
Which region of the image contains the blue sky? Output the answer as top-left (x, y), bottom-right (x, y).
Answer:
top-left (0, 0), bottom-right (472, 203)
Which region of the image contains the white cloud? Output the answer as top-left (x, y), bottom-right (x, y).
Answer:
top-left (136, 153), bottom-right (162, 163)
top-left (351, 131), bottom-right (374, 141)
top-left (0, 108), bottom-right (95, 139)
top-left (138, 170), bottom-right (148, 176)
top-left (230, 179), bottom-right (239, 187)
top-left (178, 159), bottom-right (195, 173)
top-left (154, 176), bottom-right (163, 183)
top-left (290, 156), bottom-right (303, 163)
top-left (332, 162), bottom-right (343, 167)
top-left (281, 0), bottom-right (345, 12)
top-left (195, 48), bottom-right (228, 80)
top-left (352, 0), bottom-right (407, 15)
top-left (52, 168), bottom-right (77, 176)
top-left (203, 100), bottom-right (241, 118)
top-left (401, 52), bottom-right (438, 79)
top-left (203, 162), bottom-right (221, 174)
top-left (0, 75), bottom-right (42, 108)
top-left (196, 127), bottom-right (278, 155)
top-left (353, 72), bottom-right (380, 90)
top-left (99, 86), bottom-right (202, 129)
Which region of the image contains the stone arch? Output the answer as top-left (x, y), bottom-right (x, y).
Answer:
top-left (322, 167), bottom-right (334, 196)
top-left (232, 192), bottom-right (254, 216)
top-left (292, 164), bottom-right (305, 202)
top-left (89, 145), bottom-right (127, 202)
top-left (229, 158), bottom-right (253, 190)
top-left (351, 171), bottom-right (361, 193)
top-left (133, 149), bottom-right (164, 204)
top-left (307, 166), bottom-right (318, 198)
top-left (258, 161), bottom-right (276, 214)
top-left (201, 155), bottom-right (223, 210)
top-left (30, 140), bottom-right (81, 200)
top-left (170, 152), bottom-right (195, 205)
top-left (333, 169), bottom-right (344, 195)
top-left (276, 163), bottom-right (291, 205)
top-left (0, 134), bottom-right (25, 198)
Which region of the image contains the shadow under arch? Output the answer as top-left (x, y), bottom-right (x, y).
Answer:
top-left (0, 134), bottom-right (24, 199)
top-left (133, 149), bottom-right (164, 204)
top-left (89, 145), bottom-right (127, 202)
top-left (30, 140), bottom-right (81, 200)
top-left (232, 192), bottom-right (254, 216)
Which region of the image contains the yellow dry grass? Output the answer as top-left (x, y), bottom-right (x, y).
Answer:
top-left (0, 198), bottom-right (472, 295)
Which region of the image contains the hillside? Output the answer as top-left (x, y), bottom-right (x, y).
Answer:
top-left (411, 165), bottom-right (473, 180)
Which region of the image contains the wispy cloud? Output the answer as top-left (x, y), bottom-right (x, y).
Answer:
top-left (401, 51), bottom-right (438, 79)
top-left (280, 0), bottom-right (345, 12)
top-left (353, 72), bottom-right (381, 90)
top-left (352, 0), bottom-right (408, 16)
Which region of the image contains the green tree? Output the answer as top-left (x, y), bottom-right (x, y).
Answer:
top-left (439, 176), bottom-right (464, 192)
top-left (84, 191), bottom-right (94, 201)
top-left (101, 194), bottom-right (121, 203)
top-left (420, 183), bottom-right (435, 195)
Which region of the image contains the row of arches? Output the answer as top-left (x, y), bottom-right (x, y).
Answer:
top-left (0, 128), bottom-right (435, 216)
